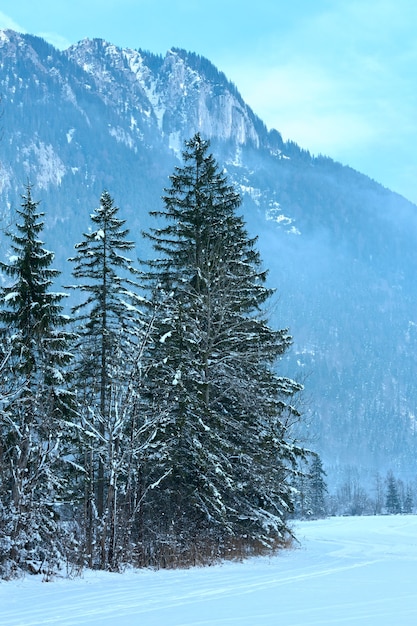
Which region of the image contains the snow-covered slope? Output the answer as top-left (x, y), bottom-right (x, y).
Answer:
top-left (1, 515), bottom-right (417, 625)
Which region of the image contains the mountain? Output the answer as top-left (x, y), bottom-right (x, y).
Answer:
top-left (1, 28), bottom-right (417, 489)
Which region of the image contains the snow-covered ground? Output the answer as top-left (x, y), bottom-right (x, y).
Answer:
top-left (1, 515), bottom-right (417, 625)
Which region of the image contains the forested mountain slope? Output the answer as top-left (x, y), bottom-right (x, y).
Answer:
top-left (1, 29), bottom-right (417, 486)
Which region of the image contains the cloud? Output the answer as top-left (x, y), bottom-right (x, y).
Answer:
top-left (221, 0), bottom-right (417, 192)
top-left (226, 62), bottom-right (377, 156)
top-left (37, 31), bottom-right (72, 50)
top-left (0, 10), bottom-right (25, 33)
top-left (0, 10), bottom-right (71, 49)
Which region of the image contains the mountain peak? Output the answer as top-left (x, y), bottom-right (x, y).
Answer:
top-left (63, 36), bottom-right (268, 150)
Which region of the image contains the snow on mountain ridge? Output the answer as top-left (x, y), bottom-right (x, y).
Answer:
top-left (0, 29), bottom-right (268, 155)
top-left (123, 47), bottom-right (166, 132)
top-left (155, 49), bottom-right (261, 147)
top-left (65, 38), bottom-right (265, 150)
top-left (0, 28), bottom-right (10, 44)
top-left (21, 140), bottom-right (66, 189)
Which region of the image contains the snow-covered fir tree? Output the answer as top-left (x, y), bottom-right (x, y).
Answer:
top-left (0, 184), bottom-right (75, 577)
top-left (385, 471), bottom-right (402, 514)
top-left (139, 134), bottom-right (306, 563)
top-left (68, 190), bottom-right (148, 569)
top-left (309, 454), bottom-right (328, 518)
top-left (292, 453), bottom-right (327, 519)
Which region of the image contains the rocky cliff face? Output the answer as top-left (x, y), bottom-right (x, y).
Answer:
top-left (58, 36), bottom-right (268, 161)
top-left (67, 40), bottom-right (266, 150)
top-left (1, 28), bottom-right (417, 488)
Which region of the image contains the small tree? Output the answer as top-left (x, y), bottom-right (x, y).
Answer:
top-left (403, 485), bottom-right (413, 514)
top-left (385, 471), bottom-right (401, 514)
top-left (309, 454), bottom-right (328, 518)
top-left (293, 454), bottom-right (327, 519)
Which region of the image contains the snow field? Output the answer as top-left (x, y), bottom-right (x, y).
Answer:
top-left (1, 515), bottom-right (417, 625)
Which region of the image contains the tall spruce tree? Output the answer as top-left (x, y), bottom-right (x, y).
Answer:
top-left (0, 184), bottom-right (75, 577)
top-left (140, 134), bottom-right (305, 563)
top-left (68, 190), bottom-right (146, 569)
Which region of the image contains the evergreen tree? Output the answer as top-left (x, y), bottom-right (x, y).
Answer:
top-left (292, 454), bottom-right (327, 519)
top-left (0, 184), bottom-right (75, 577)
top-left (385, 471), bottom-right (401, 514)
top-left (68, 190), bottom-right (146, 569)
top-left (140, 134), bottom-right (305, 563)
top-left (309, 454), bottom-right (328, 518)
top-left (403, 485), bottom-right (413, 514)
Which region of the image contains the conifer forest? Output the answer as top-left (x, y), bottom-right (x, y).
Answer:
top-left (0, 135), bottom-right (312, 578)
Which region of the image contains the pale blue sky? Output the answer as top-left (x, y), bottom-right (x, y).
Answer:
top-left (1, 0), bottom-right (416, 204)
